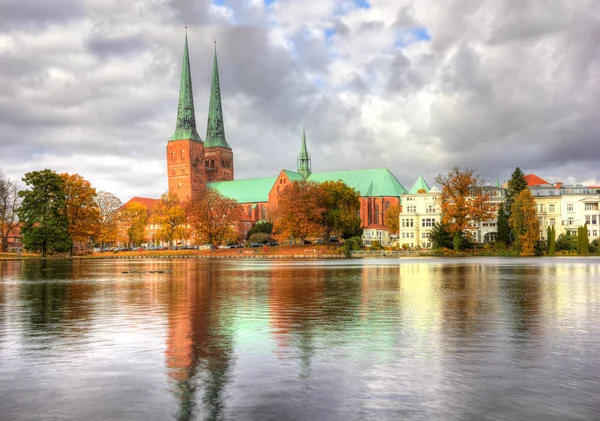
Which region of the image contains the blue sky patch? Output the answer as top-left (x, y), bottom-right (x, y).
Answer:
top-left (354, 0), bottom-right (371, 9)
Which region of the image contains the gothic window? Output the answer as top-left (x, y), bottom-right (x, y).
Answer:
top-left (374, 202), bottom-right (380, 225)
top-left (178, 183), bottom-right (182, 190)
top-left (171, 151), bottom-right (176, 161)
top-left (205, 160), bottom-right (209, 167)
top-left (172, 168), bottom-right (175, 175)
top-left (181, 150), bottom-right (185, 159)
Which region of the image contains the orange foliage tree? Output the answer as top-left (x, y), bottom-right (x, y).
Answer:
top-left (61, 173), bottom-right (101, 255)
top-left (509, 189), bottom-right (539, 256)
top-left (153, 192), bottom-right (188, 248)
top-left (0, 171), bottom-right (21, 252)
top-left (435, 166), bottom-right (494, 241)
top-left (187, 189), bottom-right (241, 248)
top-left (272, 181), bottom-right (325, 244)
top-left (117, 202), bottom-right (149, 247)
top-left (384, 204), bottom-right (401, 234)
top-left (95, 191), bottom-right (122, 250)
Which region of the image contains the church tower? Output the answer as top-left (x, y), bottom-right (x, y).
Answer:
top-left (204, 43), bottom-right (234, 182)
top-left (297, 129), bottom-right (311, 179)
top-left (167, 30), bottom-right (206, 202)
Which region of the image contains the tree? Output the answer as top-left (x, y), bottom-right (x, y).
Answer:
top-left (578, 225), bottom-right (589, 255)
top-left (430, 222), bottom-right (453, 249)
top-left (435, 167), bottom-right (494, 247)
top-left (547, 225), bottom-right (556, 256)
top-left (95, 191), bottom-right (122, 250)
top-left (272, 181), bottom-right (325, 244)
top-left (187, 189), bottom-right (241, 248)
top-left (18, 170), bottom-right (71, 257)
top-left (0, 171), bottom-right (21, 252)
top-left (497, 203), bottom-right (510, 245)
top-left (61, 173), bottom-right (101, 256)
top-left (509, 189), bottom-right (539, 256)
top-left (117, 202), bottom-right (149, 247)
top-left (384, 204), bottom-right (401, 235)
top-left (506, 167), bottom-right (528, 211)
top-left (319, 180), bottom-right (361, 240)
top-left (247, 220), bottom-right (273, 239)
top-left (153, 192), bottom-right (187, 248)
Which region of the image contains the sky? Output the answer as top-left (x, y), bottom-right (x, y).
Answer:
top-left (0, 0), bottom-right (599, 201)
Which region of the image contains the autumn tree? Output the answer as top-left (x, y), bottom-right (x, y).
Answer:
top-left (187, 189), bottom-right (241, 248)
top-left (384, 204), bottom-right (401, 235)
top-left (61, 173), bottom-right (101, 256)
top-left (0, 171), bottom-right (21, 252)
top-left (272, 181), bottom-right (325, 244)
top-left (153, 192), bottom-right (187, 248)
top-left (118, 202), bottom-right (149, 247)
top-left (509, 189), bottom-right (539, 256)
top-left (435, 167), bottom-right (494, 248)
top-left (506, 167), bottom-right (528, 212)
top-left (319, 180), bottom-right (361, 240)
top-left (18, 170), bottom-right (71, 257)
top-left (95, 191), bottom-right (122, 250)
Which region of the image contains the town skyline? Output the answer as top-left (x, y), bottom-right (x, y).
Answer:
top-left (0, 0), bottom-right (598, 201)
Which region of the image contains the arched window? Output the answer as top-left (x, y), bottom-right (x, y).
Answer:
top-left (178, 183), bottom-right (182, 191)
top-left (181, 150), bottom-right (185, 159)
top-left (171, 151), bottom-right (176, 161)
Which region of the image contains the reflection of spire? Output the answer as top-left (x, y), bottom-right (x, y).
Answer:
top-left (165, 264), bottom-right (233, 421)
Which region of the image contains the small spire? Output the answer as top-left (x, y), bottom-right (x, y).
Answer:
top-left (170, 29), bottom-right (202, 142)
top-left (297, 129), bottom-right (311, 179)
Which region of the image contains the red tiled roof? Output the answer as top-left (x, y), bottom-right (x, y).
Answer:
top-left (365, 223), bottom-right (390, 231)
top-left (123, 196), bottom-right (159, 209)
top-left (524, 174), bottom-right (549, 186)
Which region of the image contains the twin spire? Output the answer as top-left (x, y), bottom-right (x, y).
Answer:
top-left (170, 30), bottom-right (230, 149)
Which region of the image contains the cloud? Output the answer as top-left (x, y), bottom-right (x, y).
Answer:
top-left (0, 0), bottom-right (599, 200)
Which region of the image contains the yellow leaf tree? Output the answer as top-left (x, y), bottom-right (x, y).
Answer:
top-left (435, 166), bottom-right (494, 246)
top-left (95, 191), bottom-right (122, 250)
top-left (384, 205), bottom-right (401, 234)
top-left (61, 173), bottom-right (101, 256)
top-left (509, 189), bottom-right (539, 256)
top-left (117, 202), bottom-right (149, 247)
top-left (153, 192), bottom-right (188, 248)
top-left (187, 189), bottom-right (241, 248)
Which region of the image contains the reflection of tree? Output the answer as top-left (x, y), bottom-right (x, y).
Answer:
top-left (503, 266), bottom-right (542, 336)
top-left (165, 261), bottom-right (234, 421)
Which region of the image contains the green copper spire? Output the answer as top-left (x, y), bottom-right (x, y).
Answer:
top-left (205, 43), bottom-right (231, 149)
top-left (297, 129), bottom-right (311, 179)
top-left (170, 29), bottom-right (202, 142)
top-left (408, 175), bottom-right (430, 194)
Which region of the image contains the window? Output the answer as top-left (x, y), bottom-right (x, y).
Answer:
top-left (407, 205), bottom-right (416, 213)
top-left (567, 203), bottom-right (574, 212)
top-left (171, 151), bottom-right (176, 161)
top-left (410, 233), bottom-right (415, 238)
top-left (422, 218), bottom-right (435, 227)
top-left (549, 204), bottom-right (555, 212)
top-left (550, 218), bottom-right (555, 226)
top-left (592, 215), bottom-right (598, 225)
top-left (426, 205), bottom-right (435, 213)
top-left (181, 150), bottom-right (185, 159)
top-left (401, 218), bottom-right (414, 228)
top-left (539, 204), bottom-right (544, 212)
top-left (585, 203), bottom-right (599, 211)
top-left (421, 232), bottom-right (431, 239)
top-left (567, 217), bottom-right (574, 225)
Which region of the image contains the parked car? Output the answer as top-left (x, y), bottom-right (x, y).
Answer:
top-left (329, 235), bottom-right (339, 243)
top-left (249, 243), bottom-right (261, 248)
top-left (303, 239), bottom-right (312, 245)
top-left (315, 238), bottom-right (324, 244)
top-left (267, 241), bottom-right (279, 247)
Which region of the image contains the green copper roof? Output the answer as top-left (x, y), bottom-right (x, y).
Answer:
top-left (283, 169), bottom-right (305, 181)
top-left (170, 30), bottom-right (202, 142)
top-left (207, 176), bottom-right (277, 203)
top-left (408, 175), bottom-right (430, 194)
top-left (307, 168), bottom-right (407, 197)
top-left (297, 129), bottom-right (311, 179)
top-left (204, 44), bottom-right (231, 149)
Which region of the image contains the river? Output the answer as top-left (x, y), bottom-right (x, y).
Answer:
top-left (1, 257), bottom-right (599, 420)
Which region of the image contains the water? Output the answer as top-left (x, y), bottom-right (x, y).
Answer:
top-left (1, 257), bottom-right (600, 421)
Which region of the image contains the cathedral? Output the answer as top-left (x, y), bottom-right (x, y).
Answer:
top-left (160, 32), bottom-right (408, 229)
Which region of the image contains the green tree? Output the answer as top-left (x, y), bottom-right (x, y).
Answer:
top-left (547, 225), bottom-right (556, 256)
top-left (247, 220), bottom-right (273, 239)
top-left (578, 225), bottom-right (589, 255)
top-left (556, 232), bottom-right (577, 252)
top-left (430, 222), bottom-right (453, 249)
top-left (18, 170), bottom-right (71, 257)
top-left (318, 180), bottom-right (361, 240)
top-left (506, 167), bottom-right (528, 212)
top-left (509, 189), bottom-right (539, 256)
top-left (497, 203), bottom-right (510, 245)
